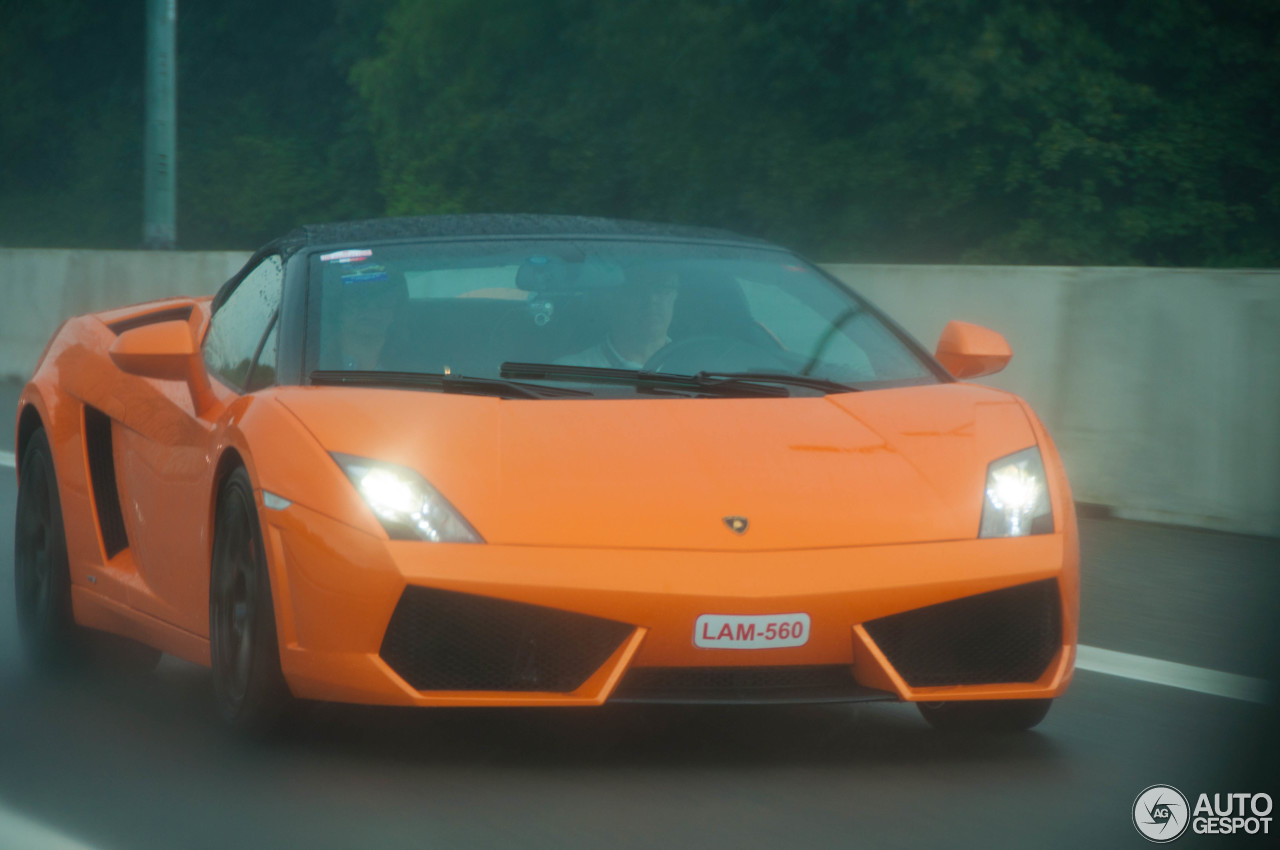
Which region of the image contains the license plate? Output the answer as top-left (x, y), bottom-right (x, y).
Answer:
top-left (693, 613), bottom-right (811, 649)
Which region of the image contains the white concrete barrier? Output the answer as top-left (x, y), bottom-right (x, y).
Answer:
top-left (0, 249), bottom-right (251, 380)
top-left (1, 250), bottom-right (1276, 537)
top-left (828, 264), bottom-right (1280, 538)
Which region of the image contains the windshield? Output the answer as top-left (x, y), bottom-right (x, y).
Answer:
top-left (304, 239), bottom-right (937, 395)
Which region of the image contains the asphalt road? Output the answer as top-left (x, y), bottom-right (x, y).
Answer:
top-left (1, 377), bottom-right (1277, 849)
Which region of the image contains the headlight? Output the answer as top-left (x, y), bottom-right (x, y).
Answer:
top-left (979, 447), bottom-right (1053, 537)
top-left (332, 453), bottom-right (483, 543)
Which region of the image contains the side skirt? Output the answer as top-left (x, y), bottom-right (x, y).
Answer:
top-left (71, 586), bottom-right (211, 668)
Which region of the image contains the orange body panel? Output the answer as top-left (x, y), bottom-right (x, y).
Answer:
top-left (15, 296), bottom-right (1079, 708)
top-left (263, 507), bottom-right (1076, 705)
top-left (269, 383), bottom-right (1037, 550)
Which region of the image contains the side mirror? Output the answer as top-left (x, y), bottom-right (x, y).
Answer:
top-left (109, 319), bottom-right (198, 380)
top-left (934, 320), bottom-right (1012, 379)
top-left (109, 316), bottom-right (216, 413)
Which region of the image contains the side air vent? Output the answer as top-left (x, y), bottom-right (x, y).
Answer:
top-left (83, 406), bottom-right (129, 558)
top-left (106, 305), bottom-right (193, 336)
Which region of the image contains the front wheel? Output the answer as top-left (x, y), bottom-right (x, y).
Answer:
top-left (16, 428), bottom-right (162, 677)
top-left (917, 698), bottom-right (1052, 733)
top-left (210, 467), bottom-right (292, 732)
top-left (14, 428), bottom-right (82, 671)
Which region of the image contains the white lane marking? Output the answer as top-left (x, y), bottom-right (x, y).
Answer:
top-left (0, 450), bottom-right (14, 468)
top-left (1076, 644), bottom-right (1275, 704)
top-left (0, 802), bottom-right (103, 850)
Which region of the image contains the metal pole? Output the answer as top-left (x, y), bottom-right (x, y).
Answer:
top-left (143, 0), bottom-right (177, 249)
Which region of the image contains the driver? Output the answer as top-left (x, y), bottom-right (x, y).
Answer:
top-left (558, 265), bottom-right (679, 369)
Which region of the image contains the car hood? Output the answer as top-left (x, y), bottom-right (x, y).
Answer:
top-left (274, 383), bottom-right (1036, 550)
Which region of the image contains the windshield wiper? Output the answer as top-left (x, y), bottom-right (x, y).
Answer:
top-left (309, 370), bottom-right (593, 399)
top-left (697, 371), bottom-right (859, 394)
top-left (500, 362), bottom-right (789, 398)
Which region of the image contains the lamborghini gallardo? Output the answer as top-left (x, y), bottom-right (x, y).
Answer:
top-left (13, 215), bottom-right (1078, 732)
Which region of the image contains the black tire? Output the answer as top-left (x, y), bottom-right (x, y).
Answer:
top-left (209, 467), bottom-right (292, 732)
top-left (917, 698), bottom-right (1053, 733)
top-left (14, 428), bottom-right (83, 671)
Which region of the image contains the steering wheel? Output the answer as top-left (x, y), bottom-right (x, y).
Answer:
top-left (643, 335), bottom-right (791, 374)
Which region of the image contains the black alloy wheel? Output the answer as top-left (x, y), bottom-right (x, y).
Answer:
top-left (917, 698), bottom-right (1053, 733)
top-left (14, 428), bottom-right (82, 670)
top-left (209, 467), bottom-right (291, 732)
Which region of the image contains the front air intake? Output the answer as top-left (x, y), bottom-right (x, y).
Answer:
top-left (862, 579), bottom-right (1062, 687)
top-left (379, 586), bottom-right (633, 692)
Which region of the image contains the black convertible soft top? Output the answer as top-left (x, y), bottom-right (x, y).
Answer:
top-left (220, 213), bottom-right (778, 314)
top-left (281, 214), bottom-right (770, 254)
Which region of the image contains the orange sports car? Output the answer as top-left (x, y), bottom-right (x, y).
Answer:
top-left (13, 215), bottom-right (1077, 732)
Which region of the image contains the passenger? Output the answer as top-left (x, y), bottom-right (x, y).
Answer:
top-left (333, 264), bottom-right (406, 370)
top-left (558, 265), bottom-right (680, 369)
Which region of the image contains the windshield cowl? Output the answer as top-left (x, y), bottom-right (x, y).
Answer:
top-left (309, 369), bottom-right (594, 399)
top-left (500, 362), bottom-right (860, 398)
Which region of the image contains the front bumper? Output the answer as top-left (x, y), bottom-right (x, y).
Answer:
top-left (260, 501), bottom-right (1079, 707)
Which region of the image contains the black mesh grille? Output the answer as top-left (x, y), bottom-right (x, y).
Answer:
top-left (83, 406), bottom-right (128, 558)
top-left (863, 579), bottom-right (1062, 687)
top-left (612, 665), bottom-right (893, 704)
top-left (379, 586), bottom-right (633, 692)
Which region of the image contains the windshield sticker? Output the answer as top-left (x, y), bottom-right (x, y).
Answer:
top-left (341, 264), bottom-right (389, 285)
top-left (320, 248), bottom-right (373, 264)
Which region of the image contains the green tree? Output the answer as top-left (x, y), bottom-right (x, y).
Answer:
top-left (0, 0), bottom-right (145, 247)
top-left (354, 0), bottom-right (1280, 265)
top-left (0, 0), bottom-right (387, 250)
top-left (3, 0), bottom-right (1275, 264)
top-left (176, 0), bottom-right (388, 247)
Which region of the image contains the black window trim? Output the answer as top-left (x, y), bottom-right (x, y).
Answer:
top-left (204, 250), bottom-right (286, 394)
top-left (242, 308), bottom-right (280, 394)
top-left (800, 260), bottom-right (955, 384)
top-left (276, 248), bottom-right (309, 388)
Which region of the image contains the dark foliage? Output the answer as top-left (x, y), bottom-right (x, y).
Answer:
top-left (1, 0), bottom-right (1276, 265)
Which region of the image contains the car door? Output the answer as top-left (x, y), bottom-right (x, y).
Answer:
top-left (113, 254), bottom-right (283, 636)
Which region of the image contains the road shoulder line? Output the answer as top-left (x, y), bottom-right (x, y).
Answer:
top-left (1076, 644), bottom-right (1274, 704)
top-left (0, 802), bottom-right (102, 850)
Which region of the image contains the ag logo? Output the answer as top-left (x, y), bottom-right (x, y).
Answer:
top-left (723, 516), bottom-right (749, 534)
top-left (1133, 785), bottom-right (1190, 842)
